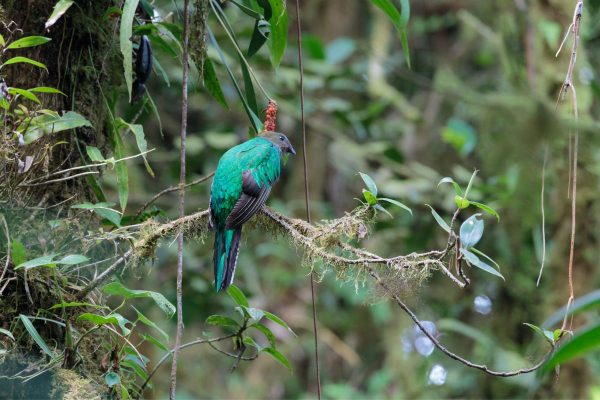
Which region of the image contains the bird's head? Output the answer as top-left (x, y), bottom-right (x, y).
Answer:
top-left (261, 131), bottom-right (296, 156)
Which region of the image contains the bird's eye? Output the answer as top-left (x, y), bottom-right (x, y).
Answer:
top-left (279, 135), bottom-right (284, 141)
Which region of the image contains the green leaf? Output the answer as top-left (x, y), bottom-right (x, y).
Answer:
top-left (15, 254), bottom-right (57, 270)
top-left (459, 214), bottom-right (484, 248)
top-left (0, 328), bottom-right (15, 341)
top-left (105, 371), bottom-right (121, 388)
top-left (469, 247), bottom-right (501, 271)
top-left (241, 306), bottom-right (264, 323)
top-left (203, 58), bottom-right (229, 109)
top-left (543, 322), bottom-right (600, 371)
top-left (46, 0), bottom-right (75, 29)
top-left (425, 204), bottom-right (451, 233)
top-left (116, 118), bottom-right (154, 177)
top-left (71, 202), bottom-right (122, 226)
top-left (22, 111), bottom-right (92, 144)
top-left (6, 36), bottom-right (51, 49)
top-left (19, 315), bottom-right (54, 357)
top-left (2, 57), bottom-right (47, 70)
top-left (543, 289), bottom-right (600, 328)
top-left (86, 146), bottom-right (105, 162)
top-left (243, 336), bottom-right (264, 351)
top-left (206, 315), bottom-right (240, 329)
top-left (110, 125), bottom-right (129, 211)
top-left (438, 177), bottom-right (463, 196)
top-left (378, 197), bottom-right (412, 215)
top-left (461, 248), bottom-right (505, 280)
top-left (470, 201), bottom-right (500, 221)
top-left (374, 203), bottom-right (393, 218)
top-left (227, 284), bottom-right (249, 307)
top-left (266, 0), bottom-right (288, 68)
top-left (230, 0), bottom-right (263, 19)
top-left (77, 313), bottom-right (132, 335)
top-left (134, 307), bottom-right (169, 340)
top-left (359, 172), bottom-right (378, 197)
top-left (262, 347), bottom-right (292, 371)
top-left (0, 33), bottom-right (5, 48)
top-left (57, 254), bottom-right (89, 265)
top-left (252, 323), bottom-right (276, 347)
top-left (120, 0), bottom-right (140, 102)
top-left (247, 19), bottom-right (270, 58)
top-left (102, 282), bottom-right (176, 317)
top-left (49, 301), bottom-right (108, 310)
top-left (442, 118), bottom-right (476, 156)
top-left (371, 0), bottom-right (410, 67)
top-left (362, 189), bottom-right (377, 206)
top-left (140, 333), bottom-right (168, 352)
top-left (29, 86), bottom-right (66, 95)
top-left (523, 323), bottom-right (554, 346)
top-left (8, 88), bottom-right (41, 104)
top-left (263, 311), bottom-right (296, 336)
top-left (455, 195), bottom-right (470, 209)
top-left (10, 240), bottom-right (27, 267)
top-left (208, 29), bottom-right (263, 133)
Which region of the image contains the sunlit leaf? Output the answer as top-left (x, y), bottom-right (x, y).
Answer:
top-left (6, 36), bottom-right (51, 49)
top-left (15, 254), bottom-right (57, 270)
top-left (2, 57), bottom-right (47, 70)
top-left (46, 0), bottom-right (75, 29)
top-left (29, 86), bottom-right (66, 95)
top-left (363, 189), bottom-right (377, 206)
top-left (8, 88), bottom-right (41, 104)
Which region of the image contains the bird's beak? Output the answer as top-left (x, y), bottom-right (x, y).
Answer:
top-left (288, 145), bottom-right (296, 155)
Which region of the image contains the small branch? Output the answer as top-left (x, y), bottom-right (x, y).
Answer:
top-left (134, 172), bottom-right (214, 218)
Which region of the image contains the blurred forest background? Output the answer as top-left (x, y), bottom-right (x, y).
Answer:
top-left (2, 0), bottom-right (600, 399)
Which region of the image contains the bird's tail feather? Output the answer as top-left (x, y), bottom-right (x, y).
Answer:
top-left (213, 228), bottom-right (242, 292)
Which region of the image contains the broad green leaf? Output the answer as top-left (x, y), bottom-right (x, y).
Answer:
top-left (523, 323), bottom-right (554, 346)
top-left (438, 177), bottom-right (463, 196)
top-left (425, 204), bottom-right (451, 233)
top-left (15, 254), bottom-right (57, 270)
top-left (203, 58), bottom-right (229, 109)
top-left (359, 172), bottom-right (378, 196)
top-left (19, 315), bottom-right (54, 357)
top-left (46, 0), bottom-right (75, 29)
top-left (120, 0), bottom-right (140, 101)
top-left (8, 88), bottom-right (41, 104)
top-left (22, 111), bottom-right (92, 144)
top-left (459, 214), bottom-right (484, 248)
top-left (543, 289), bottom-right (600, 328)
top-left (77, 312), bottom-right (132, 335)
top-left (102, 282), bottom-right (176, 317)
top-left (227, 284), bottom-right (249, 307)
top-left (378, 197), bottom-right (412, 215)
top-left (29, 86), bottom-right (66, 95)
top-left (543, 322), bottom-right (600, 371)
top-left (362, 189), bottom-right (377, 206)
top-left (263, 311), bottom-right (296, 336)
top-left (6, 36), bottom-right (51, 49)
top-left (71, 202), bottom-right (121, 226)
top-left (470, 201), bottom-right (500, 221)
top-left (10, 240), bottom-right (27, 267)
top-left (2, 57), bottom-right (47, 70)
top-left (266, 0), bottom-right (288, 68)
top-left (0, 328), bottom-right (14, 341)
top-left (263, 347), bottom-right (292, 371)
top-left (461, 248), bottom-right (505, 280)
top-left (105, 372), bottom-right (121, 387)
top-left (57, 254), bottom-right (89, 265)
top-left (206, 315), bottom-right (240, 329)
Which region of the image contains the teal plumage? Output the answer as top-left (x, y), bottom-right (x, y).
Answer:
top-left (209, 131), bottom-right (296, 292)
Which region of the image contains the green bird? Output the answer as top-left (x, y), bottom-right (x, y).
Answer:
top-left (209, 131), bottom-right (296, 292)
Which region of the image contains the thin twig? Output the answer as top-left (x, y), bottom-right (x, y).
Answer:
top-left (170, 0), bottom-right (191, 397)
top-left (138, 335), bottom-right (235, 396)
top-left (75, 250), bottom-right (132, 300)
top-left (134, 172), bottom-right (214, 218)
top-left (536, 146), bottom-right (548, 286)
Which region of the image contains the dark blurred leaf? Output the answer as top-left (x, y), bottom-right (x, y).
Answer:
top-left (442, 118), bottom-right (476, 156)
top-left (247, 19), bottom-right (269, 58)
top-left (543, 289), bottom-right (600, 328)
top-left (203, 58), bottom-right (229, 109)
top-left (370, 0), bottom-right (410, 67)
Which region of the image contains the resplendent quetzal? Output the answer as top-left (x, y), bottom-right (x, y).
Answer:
top-left (209, 131), bottom-right (296, 292)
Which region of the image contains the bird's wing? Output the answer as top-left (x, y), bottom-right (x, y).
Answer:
top-left (225, 146), bottom-right (280, 229)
